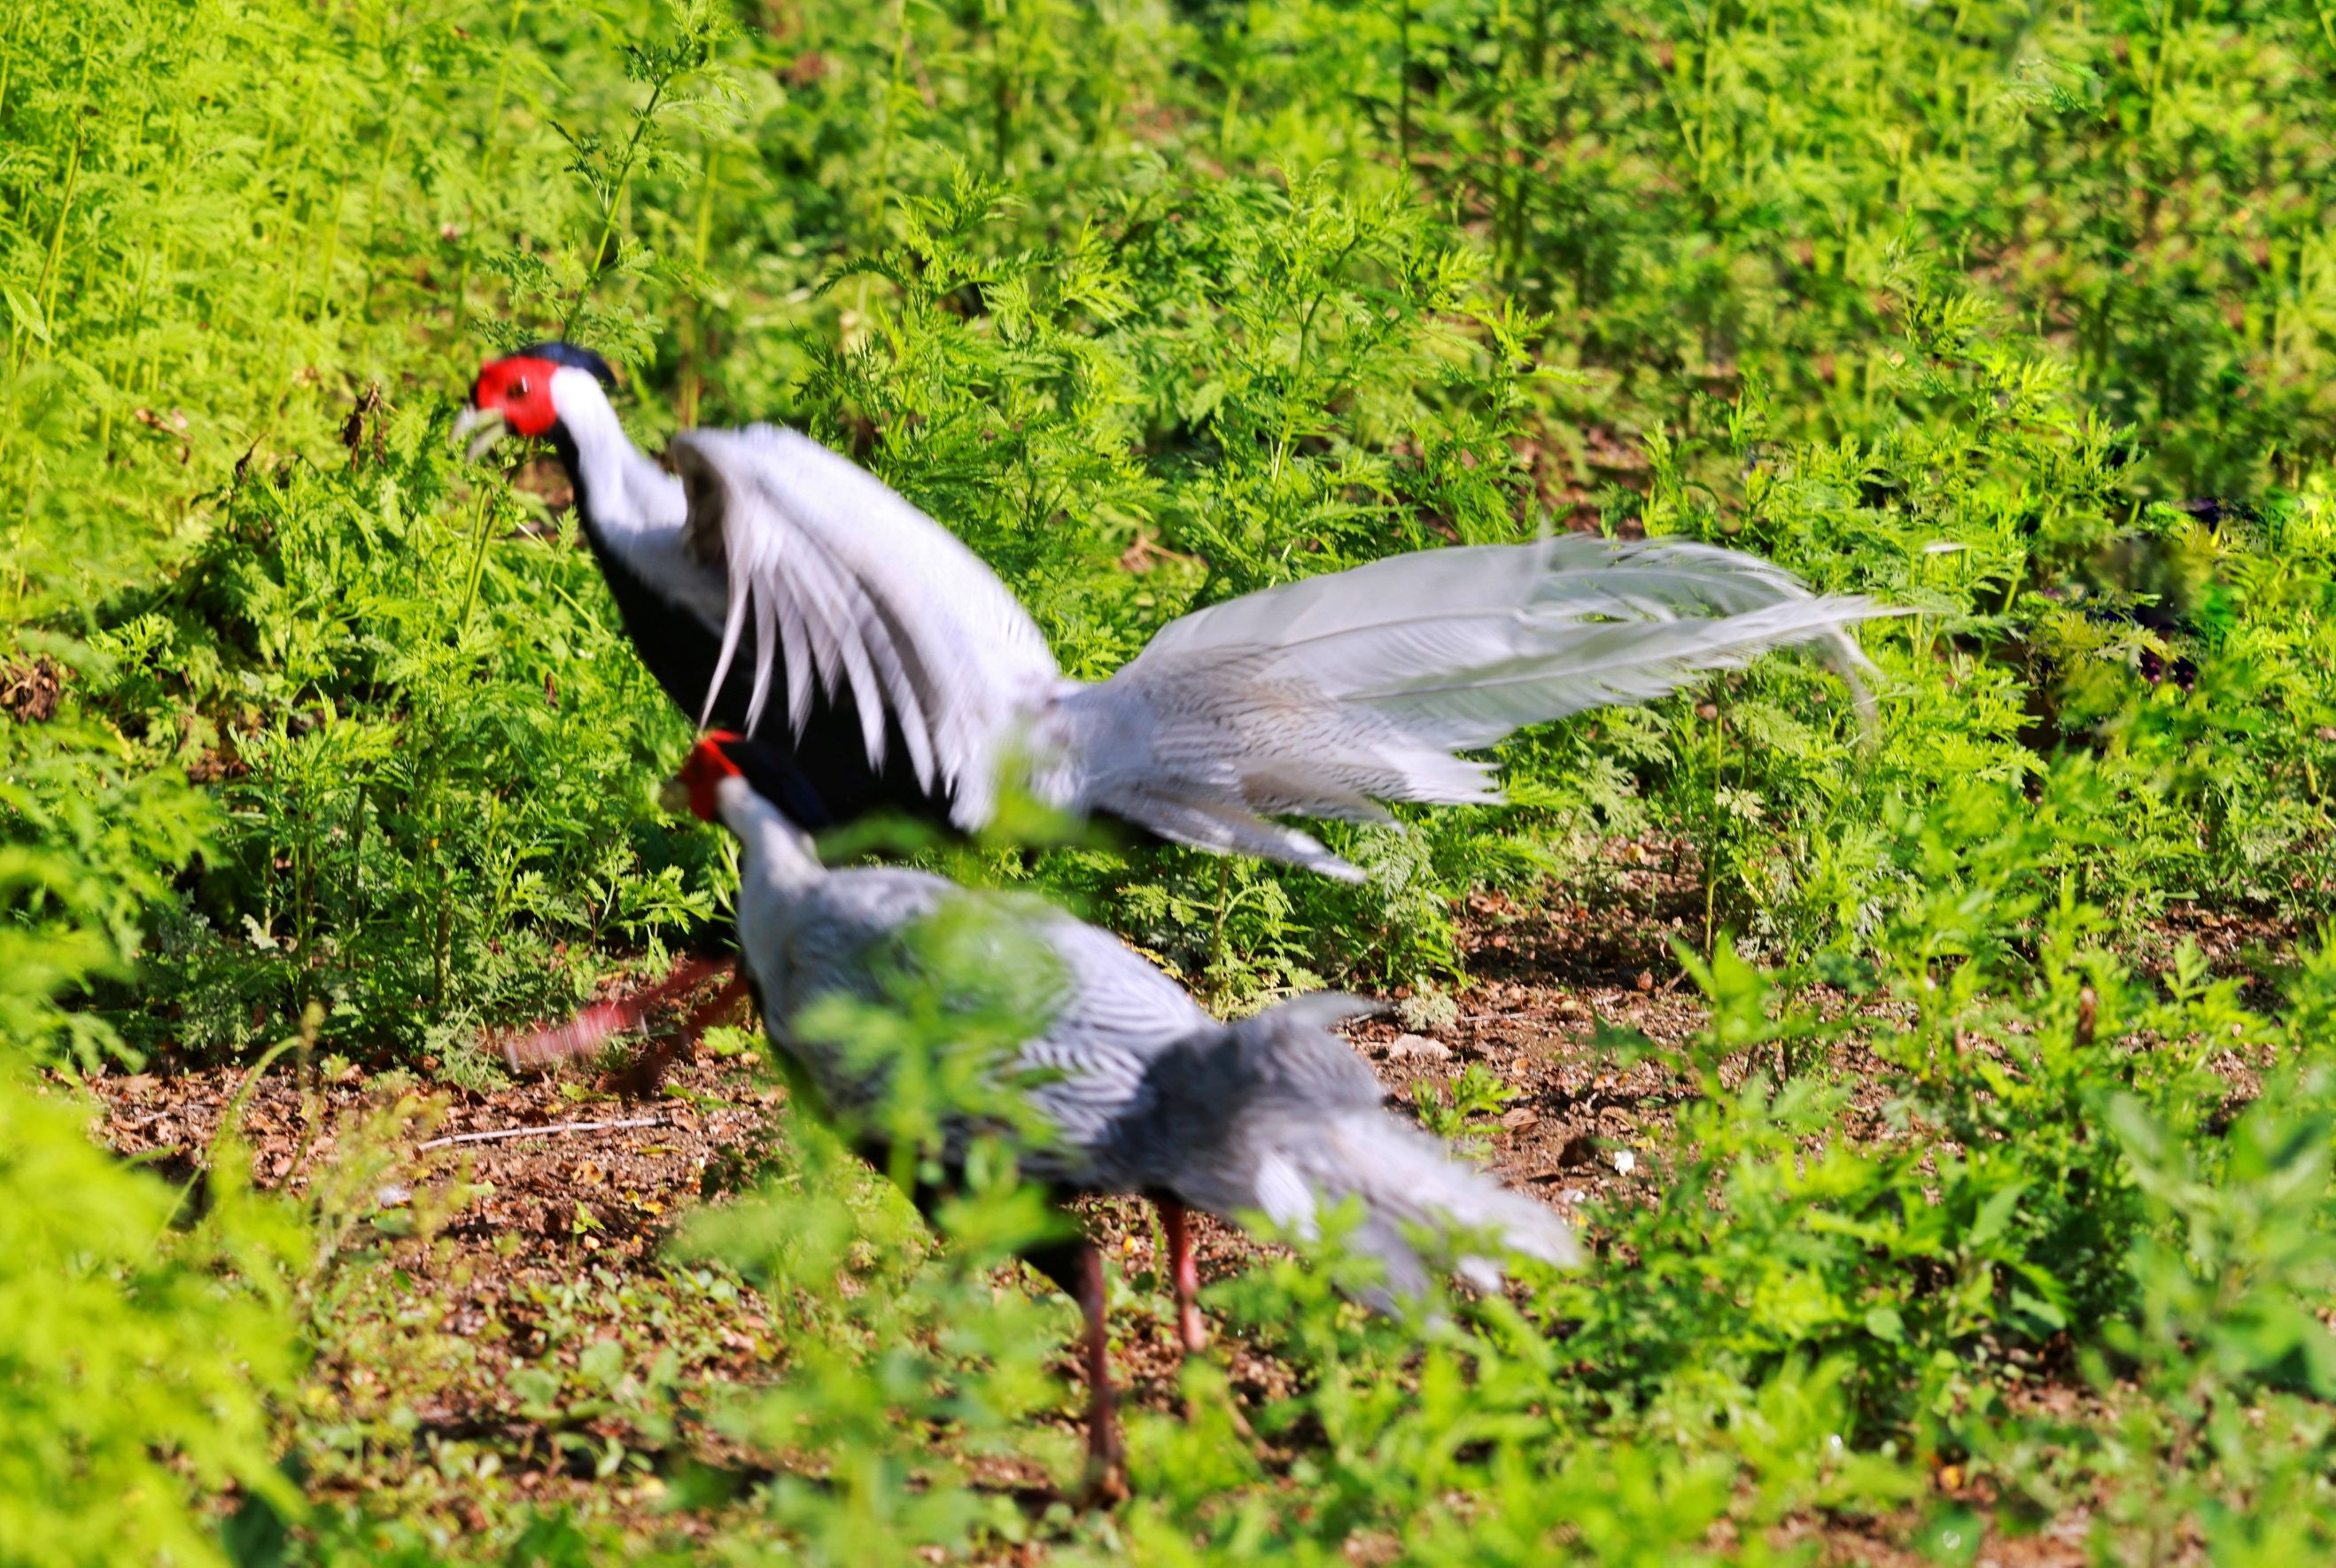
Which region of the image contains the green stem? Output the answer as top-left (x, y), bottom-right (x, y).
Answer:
top-left (357, 67), bottom-right (419, 323)
top-left (452, 0), bottom-right (527, 345)
top-left (871, 0), bottom-right (912, 241)
top-left (679, 152), bottom-right (722, 427)
top-left (1499, 3), bottom-right (1530, 277)
top-left (310, 172), bottom-right (353, 322)
top-left (989, 1), bottom-right (1013, 173)
top-left (560, 78), bottom-right (671, 337)
top-left (36, 121), bottom-right (86, 322)
top-left (457, 483), bottom-right (497, 630)
top-left (1703, 695), bottom-right (1723, 959)
top-left (477, 0), bottom-right (528, 181)
top-left (1211, 856), bottom-right (1232, 993)
top-left (432, 894), bottom-right (453, 1004)
top-left (0, 0), bottom-right (31, 126)
top-left (349, 782), bottom-right (368, 899)
top-left (1396, 0), bottom-right (1412, 175)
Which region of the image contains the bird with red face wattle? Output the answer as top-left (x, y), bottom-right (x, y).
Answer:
top-left (455, 342), bottom-right (1055, 838)
top-left (458, 342), bottom-right (1898, 877)
top-left (666, 728), bottom-right (1579, 1499)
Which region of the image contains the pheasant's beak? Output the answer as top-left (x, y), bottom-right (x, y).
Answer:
top-left (451, 405), bottom-right (507, 462)
top-left (657, 776), bottom-right (693, 816)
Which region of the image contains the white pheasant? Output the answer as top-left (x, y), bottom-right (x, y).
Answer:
top-left (457, 343), bottom-right (1892, 880)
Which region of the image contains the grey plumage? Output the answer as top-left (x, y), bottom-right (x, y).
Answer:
top-left (718, 770), bottom-right (1206, 1184)
top-left (711, 767), bottom-right (1576, 1301)
top-left (1102, 993), bottom-right (1579, 1304)
top-left (1035, 536), bottom-right (1891, 879)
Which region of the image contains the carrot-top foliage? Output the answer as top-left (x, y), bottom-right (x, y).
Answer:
top-left (9, 0), bottom-right (2336, 1560)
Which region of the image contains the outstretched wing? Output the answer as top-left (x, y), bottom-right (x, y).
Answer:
top-left (1047, 536), bottom-right (1897, 878)
top-left (667, 426), bottom-right (1064, 827)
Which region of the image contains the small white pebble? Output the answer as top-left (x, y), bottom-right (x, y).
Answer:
top-left (1612, 1150), bottom-right (1636, 1175)
top-left (1385, 1033), bottom-right (1452, 1064)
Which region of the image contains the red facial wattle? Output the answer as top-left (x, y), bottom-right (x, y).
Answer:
top-left (470, 355), bottom-right (561, 437)
top-left (682, 732), bottom-right (744, 822)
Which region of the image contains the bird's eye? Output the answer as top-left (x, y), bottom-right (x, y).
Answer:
top-left (514, 378), bottom-right (530, 396)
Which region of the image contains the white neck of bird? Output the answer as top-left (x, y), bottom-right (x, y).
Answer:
top-left (714, 774), bottom-right (825, 890)
top-left (548, 367), bottom-right (683, 535)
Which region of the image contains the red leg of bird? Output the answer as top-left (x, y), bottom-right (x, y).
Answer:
top-left (1160, 1197), bottom-right (1208, 1353)
top-left (1075, 1245), bottom-right (1128, 1503)
top-left (679, 965), bottom-right (750, 1049)
top-left (501, 954), bottom-right (726, 1073)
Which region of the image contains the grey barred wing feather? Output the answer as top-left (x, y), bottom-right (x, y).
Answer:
top-left (667, 426), bottom-right (1062, 827)
top-left (1044, 537), bottom-right (1897, 880)
top-left (750, 861), bottom-right (1207, 1183)
top-left (1013, 916), bottom-right (1215, 1163)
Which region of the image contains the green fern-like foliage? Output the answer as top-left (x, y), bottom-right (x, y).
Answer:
top-left (0, 1067), bottom-right (300, 1567)
top-left (12, 0), bottom-right (2336, 1552)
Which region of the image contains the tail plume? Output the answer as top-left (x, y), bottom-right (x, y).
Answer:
top-left (1252, 1107), bottom-right (1583, 1304)
top-left (1127, 995), bottom-right (1579, 1306)
top-left (1054, 537), bottom-right (1898, 875)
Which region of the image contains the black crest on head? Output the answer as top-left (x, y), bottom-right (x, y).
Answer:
top-left (516, 341), bottom-right (617, 387)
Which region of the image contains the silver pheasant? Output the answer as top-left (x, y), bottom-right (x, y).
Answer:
top-left (459, 345), bottom-right (1896, 879)
top-left (669, 731), bottom-right (1579, 1489)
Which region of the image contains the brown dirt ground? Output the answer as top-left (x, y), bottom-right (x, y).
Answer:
top-left (82, 858), bottom-right (2303, 1561)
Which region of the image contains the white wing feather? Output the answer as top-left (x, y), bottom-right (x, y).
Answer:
top-left (1139, 535), bottom-right (1879, 737)
top-left (669, 426), bottom-right (1062, 826)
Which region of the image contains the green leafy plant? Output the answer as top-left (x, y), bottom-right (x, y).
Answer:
top-left (0, 1060), bottom-right (303, 1567)
top-left (1409, 1060), bottom-right (1519, 1143)
top-left (21, 0), bottom-right (2336, 1557)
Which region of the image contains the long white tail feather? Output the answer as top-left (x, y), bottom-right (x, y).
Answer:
top-left (1050, 538), bottom-right (1894, 860)
top-left (1262, 1110), bottom-right (1581, 1304)
top-left (1142, 537), bottom-right (1836, 664)
top-left (1346, 594), bottom-right (1887, 743)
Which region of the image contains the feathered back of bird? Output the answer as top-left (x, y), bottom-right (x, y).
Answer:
top-left (1111, 993), bottom-right (1579, 1307)
top-left (721, 778), bottom-right (1210, 1178)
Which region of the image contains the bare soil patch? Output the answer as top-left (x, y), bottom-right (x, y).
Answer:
top-left (80, 858), bottom-right (2271, 1557)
